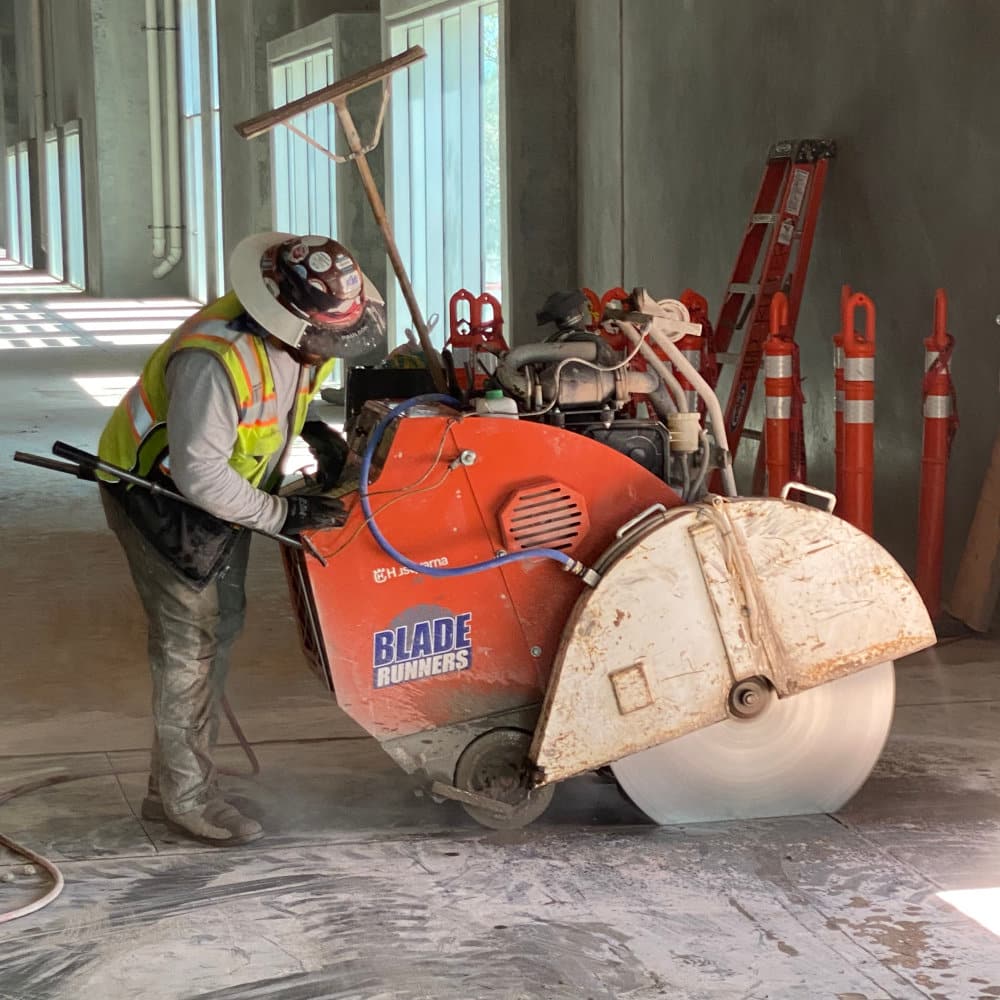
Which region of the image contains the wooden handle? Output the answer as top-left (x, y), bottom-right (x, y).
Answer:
top-left (234, 47), bottom-right (426, 139)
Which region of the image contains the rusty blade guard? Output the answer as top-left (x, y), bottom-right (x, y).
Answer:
top-left (530, 496), bottom-right (935, 785)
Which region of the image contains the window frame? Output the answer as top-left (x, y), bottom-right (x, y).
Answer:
top-left (61, 121), bottom-right (86, 289)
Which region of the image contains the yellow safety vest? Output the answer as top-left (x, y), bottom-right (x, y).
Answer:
top-left (98, 292), bottom-right (336, 489)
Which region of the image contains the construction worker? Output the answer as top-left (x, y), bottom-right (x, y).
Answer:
top-left (98, 232), bottom-right (386, 846)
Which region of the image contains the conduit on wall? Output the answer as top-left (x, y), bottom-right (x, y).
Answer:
top-left (145, 0), bottom-right (183, 278)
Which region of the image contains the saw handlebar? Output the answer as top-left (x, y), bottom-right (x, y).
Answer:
top-left (13, 451), bottom-right (97, 481)
top-left (14, 443), bottom-right (327, 566)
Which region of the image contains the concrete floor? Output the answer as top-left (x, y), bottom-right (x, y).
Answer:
top-left (3, 267), bottom-right (1000, 999)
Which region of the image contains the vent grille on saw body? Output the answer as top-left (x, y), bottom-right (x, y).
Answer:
top-left (500, 483), bottom-right (589, 553)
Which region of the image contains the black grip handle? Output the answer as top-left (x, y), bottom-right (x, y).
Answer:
top-left (52, 441), bottom-right (100, 472)
top-left (14, 451), bottom-right (96, 480)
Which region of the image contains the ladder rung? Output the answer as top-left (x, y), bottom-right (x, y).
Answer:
top-left (742, 429), bottom-right (762, 441)
top-left (727, 283), bottom-right (756, 295)
top-left (751, 213), bottom-right (778, 225)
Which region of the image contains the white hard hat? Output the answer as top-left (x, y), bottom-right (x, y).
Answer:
top-left (230, 231), bottom-right (305, 347)
top-left (230, 231), bottom-right (384, 353)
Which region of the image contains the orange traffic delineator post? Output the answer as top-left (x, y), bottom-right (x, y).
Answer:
top-left (916, 289), bottom-right (959, 618)
top-left (833, 283), bottom-right (851, 502)
top-left (839, 291), bottom-right (876, 534)
top-left (680, 289), bottom-right (718, 414)
top-left (764, 292), bottom-right (793, 497)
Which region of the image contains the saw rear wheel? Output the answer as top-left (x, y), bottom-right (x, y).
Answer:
top-left (454, 728), bottom-right (554, 830)
top-left (610, 661), bottom-right (896, 825)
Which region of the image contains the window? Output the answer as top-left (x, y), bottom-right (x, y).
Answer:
top-left (179, 0), bottom-right (223, 303)
top-left (16, 143), bottom-right (33, 269)
top-left (269, 47), bottom-right (339, 237)
top-left (387, 0), bottom-right (502, 348)
top-left (62, 123), bottom-right (86, 289)
top-left (4, 147), bottom-right (20, 263)
top-left (44, 131), bottom-right (63, 281)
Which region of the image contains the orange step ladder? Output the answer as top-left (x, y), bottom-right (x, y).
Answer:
top-left (711, 139), bottom-right (835, 489)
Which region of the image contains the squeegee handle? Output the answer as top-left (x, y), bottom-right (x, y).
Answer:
top-left (48, 441), bottom-right (324, 564)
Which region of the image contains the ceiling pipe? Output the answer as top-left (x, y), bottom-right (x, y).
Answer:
top-left (153, 0), bottom-right (183, 278)
top-left (145, 0), bottom-right (166, 261)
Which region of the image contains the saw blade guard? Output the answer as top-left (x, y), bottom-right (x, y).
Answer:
top-left (530, 495), bottom-right (935, 785)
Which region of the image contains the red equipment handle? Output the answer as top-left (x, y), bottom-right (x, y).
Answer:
top-left (931, 288), bottom-right (949, 350)
top-left (843, 292), bottom-right (876, 353)
top-left (680, 288), bottom-right (709, 322)
top-left (582, 287), bottom-right (602, 328)
top-left (449, 289), bottom-right (475, 341)
top-left (472, 292), bottom-right (502, 331)
top-left (769, 291), bottom-right (789, 337)
top-left (600, 286), bottom-right (631, 314)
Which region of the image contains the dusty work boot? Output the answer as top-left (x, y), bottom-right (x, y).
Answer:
top-left (141, 789), bottom-right (259, 824)
top-left (163, 799), bottom-right (263, 847)
top-left (141, 792), bottom-right (168, 822)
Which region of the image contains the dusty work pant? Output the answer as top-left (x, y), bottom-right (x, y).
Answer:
top-left (101, 487), bottom-right (252, 815)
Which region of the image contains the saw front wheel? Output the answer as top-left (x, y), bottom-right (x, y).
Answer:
top-left (454, 728), bottom-right (554, 830)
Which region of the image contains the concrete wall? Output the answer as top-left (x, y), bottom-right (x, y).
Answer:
top-left (503, 0), bottom-right (578, 343)
top-left (575, 0), bottom-right (621, 293)
top-left (88, 0), bottom-right (190, 297)
top-left (217, 0), bottom-right (298, 274)
top-left (577, 0), bottom-right (1000, 582)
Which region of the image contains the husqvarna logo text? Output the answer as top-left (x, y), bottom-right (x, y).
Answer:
top-left (372, 613), bottom-right (472, 689)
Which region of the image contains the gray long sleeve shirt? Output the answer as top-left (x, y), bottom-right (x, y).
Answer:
top-left (164, 338), bottom-right (316, 535)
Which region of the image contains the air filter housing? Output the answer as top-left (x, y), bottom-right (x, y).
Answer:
top-left (499, 480), bottom-right (590, 554)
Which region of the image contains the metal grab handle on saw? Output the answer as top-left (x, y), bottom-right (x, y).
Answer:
top-left (780, 481), bottom-right (837, 513)
top-left (17, 443), bottom-right (327, 565)
top-left (615, 503), bottom-right (668, 539)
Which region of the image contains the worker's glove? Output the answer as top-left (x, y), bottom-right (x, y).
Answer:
top-left (281, 495), bottom-right (348, 535)
top-left (300, 420), bottom-right (349, 491)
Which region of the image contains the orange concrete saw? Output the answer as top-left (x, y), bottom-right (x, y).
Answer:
top-left (283, 292), bottom-right (935, 828)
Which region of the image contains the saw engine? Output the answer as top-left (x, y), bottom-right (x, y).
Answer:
top-left (283, 289), bottom-right (935, 828)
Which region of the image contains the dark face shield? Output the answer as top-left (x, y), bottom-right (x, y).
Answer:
top-left (297, 300), bottom-right (388, 361)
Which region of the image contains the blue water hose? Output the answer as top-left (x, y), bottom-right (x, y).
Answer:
top-left (358, 394), bottom-right (581, 578)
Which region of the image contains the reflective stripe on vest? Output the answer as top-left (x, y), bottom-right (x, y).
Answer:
top-left (98, 293), bottom-right (335, 488)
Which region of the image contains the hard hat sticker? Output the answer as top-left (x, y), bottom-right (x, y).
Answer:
top-left (308, 251), bottom-right (333, 273)
top-left (372, 611), bottom-right (472, 689)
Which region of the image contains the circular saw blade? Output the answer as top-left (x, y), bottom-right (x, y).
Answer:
top-left (610, 661), bottom-right (895, 825)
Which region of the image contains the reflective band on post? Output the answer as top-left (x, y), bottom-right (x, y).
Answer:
top-left (843, 399), bottom-right (874, 423)
top-left (835, 389), bottom-right (844, 412)
top-left (924, 350), bottom-right (949, 374)
top-left (844, 357), bottom-right (875, 381)
top-left (766, 396), bottom-right (792, 419)
top-left (923, 394), bottom-right (952, 419)
top-left (834, 346), bottom-right (843, 368)
top-left (765, 355), bottom-right (793, 378)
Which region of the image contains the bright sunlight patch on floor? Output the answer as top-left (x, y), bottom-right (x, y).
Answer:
top-left (938, 888), bottom-right (1000, 938)
top-left (73, 376), bottom-right (138, 408)
top-left (0, 283), bottom-right (198, 350)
